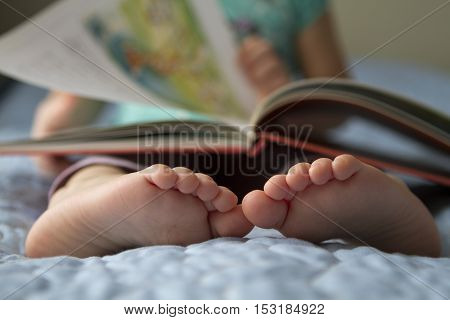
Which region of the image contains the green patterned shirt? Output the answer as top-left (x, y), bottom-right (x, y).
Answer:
top-left (219, 0), bottom-right (328, 78)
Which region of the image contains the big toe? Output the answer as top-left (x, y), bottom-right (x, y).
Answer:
top-left (242, 190), bottom-right (288, 229)
top-left (332, 154), bottom-right (363, 181)
top-left (141, 164), bottom-right (178, 189)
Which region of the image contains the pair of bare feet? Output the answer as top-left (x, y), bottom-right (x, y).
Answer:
top-left (25, 155), bottom-right (441, 258)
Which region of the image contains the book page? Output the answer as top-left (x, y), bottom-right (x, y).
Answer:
top-left (0, 0), bottom-right (257, 119)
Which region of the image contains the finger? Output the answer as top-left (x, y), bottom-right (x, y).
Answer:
top-left (252, 57), bottom-right (288, 82)
top-left (239, 36), bottom-right (274, 65)
top-left (259, 74), bottom-right (290, 95)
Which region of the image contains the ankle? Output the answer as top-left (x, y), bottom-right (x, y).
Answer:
top-left (50, 165), bottom-right (127, 206)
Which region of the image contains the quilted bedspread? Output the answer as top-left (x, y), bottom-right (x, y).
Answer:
top-left (0, 60), bottom-right (449, 299)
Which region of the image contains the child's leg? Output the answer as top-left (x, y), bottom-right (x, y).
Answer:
top-left (26, 161), bottom-right (252, 258)
top-left (242, 155), bottom-right (441, 257)
top-left (32, 92), bottom-right (104, 176)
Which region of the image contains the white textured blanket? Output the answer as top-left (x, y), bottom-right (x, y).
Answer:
top-left (0, 60), bottom-right (449, 299)
top-left (0, 149), bottom-right (449, 299)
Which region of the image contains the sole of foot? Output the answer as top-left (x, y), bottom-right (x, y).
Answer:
top-left (26, 164), bottom-right (253, 258)
top-left (242, 155), bottom-right (440, 257)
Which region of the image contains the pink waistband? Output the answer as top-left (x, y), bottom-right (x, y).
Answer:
top-left (48, 156), bottom-right (144, 200)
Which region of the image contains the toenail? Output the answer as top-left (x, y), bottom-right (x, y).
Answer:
top-left (173, 167), bottom-right (193, 174)
top-left (141, 164), bottom-right (171, 174)
top-left (289, 163), bottom-right (309, 176)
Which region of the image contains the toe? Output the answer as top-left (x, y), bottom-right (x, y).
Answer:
top-left (211, 186), bottom-right (238, 213)
top-left (195, 173), bottom-right (220, 201)
top-left (141, 164), bottom-right (178, 189)
top-left (332, 154), bottom-right (363, 181)
top-left (209, 205), bottom-right (253, 238)
top-left (264, 175), bottom-right (293, 200)
top-left (286, 162), bottom-right (311, 191)
top-left (242, 190), bottom-right (288, 229)
top-left (203, 201), bottom-right (216, 211)
top-left (173, 167), bottom-right (199, 194)
top-left (309, 158), bottom-right (333, 185)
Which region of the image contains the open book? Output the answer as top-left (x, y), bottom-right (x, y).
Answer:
top-left (0, 0), bottom-right (257, 119)
top-left (1, 79), bottom-right (449, 188)
top-left (0, 0), bottom-right (448, 190)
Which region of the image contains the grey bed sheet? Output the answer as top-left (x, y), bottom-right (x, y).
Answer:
top-left (0, 60), bottom-right (449, 299)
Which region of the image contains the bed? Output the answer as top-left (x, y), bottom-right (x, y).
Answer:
top-left (0, 60), bottom-right (449, 299)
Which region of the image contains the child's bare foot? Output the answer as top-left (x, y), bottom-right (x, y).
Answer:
top-left (242, 155), bottom-right (441, 257)
top-left (26, 164), bottom-right (252, 258)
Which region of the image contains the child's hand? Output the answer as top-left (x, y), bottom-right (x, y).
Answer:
top-left (32, 92), bottom-right (103, 176)
top-left (238, 36), bottom-right (290, 98)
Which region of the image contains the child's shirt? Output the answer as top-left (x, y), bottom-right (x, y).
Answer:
top-left (219, 0), bottom-right (328, 79)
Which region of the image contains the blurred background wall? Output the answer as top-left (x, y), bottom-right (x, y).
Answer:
top-left (0, 0), bottom-right (449, 74)
top-left (332, 0), bottom-right (450, 72)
